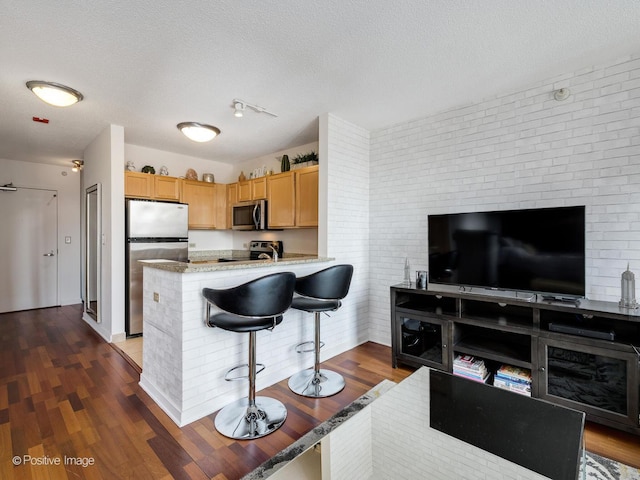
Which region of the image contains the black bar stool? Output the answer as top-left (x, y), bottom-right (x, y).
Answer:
top-left (288, 264), bottom-right (354, 397)
top-left (202, 272), bottom-right (296, 439)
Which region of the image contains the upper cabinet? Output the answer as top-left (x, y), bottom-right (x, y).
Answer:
top-left (237, 177), bottom-right (267, 202)
top-left (267, 172), bottom-right (296, 228)
top-left (153, 175), bottom-right (181, 201)
top-left (124, 165), bottom-right (317, 230)
top-left (124, 172), bottom-right (180, 201)
top-left (267, 166), bottom-right (318, 229)
top-left (227, 183), bottom-right (238, 229)
top-left (180, 180), bottom-right (226, 230)
top-left (295, 167), bottom-right (319, 227)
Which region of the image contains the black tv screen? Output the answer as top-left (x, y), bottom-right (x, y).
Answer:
top-left (428, 206), bottom-right (585, 297)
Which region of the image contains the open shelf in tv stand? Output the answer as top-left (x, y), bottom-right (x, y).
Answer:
top-left (390, 284), bottom-right (640, 435)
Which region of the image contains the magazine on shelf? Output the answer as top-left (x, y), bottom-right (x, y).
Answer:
top-left (494, 378), bottom-right (531, 396)
top-left (454, 354), bottom-right (485, 371)
top-left (496, 365), bottom-right (532, 384)
top-left (453, 369), bottom-right (491, 383)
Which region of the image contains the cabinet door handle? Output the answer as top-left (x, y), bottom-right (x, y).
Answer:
top-left (539, 367), bottom-right (545, 372)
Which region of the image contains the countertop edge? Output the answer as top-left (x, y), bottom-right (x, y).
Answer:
top-left (141, 256), bottom-right (334, 273)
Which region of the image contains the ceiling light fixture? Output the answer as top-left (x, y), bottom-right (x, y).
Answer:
top-left (0, 183), bottom-right (17, 192)
top-left (234, 101), bottom-right (245, 118)
top-left (177, 122), bottom-right (221, 142)
top-left (232, 98), bottom-right (278, 118)
top-left (71, 160), bottom-right (84, 172)
top-left (26, 80), bottom-right (84, 107)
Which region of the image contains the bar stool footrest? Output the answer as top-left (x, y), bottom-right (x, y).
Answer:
top-left (294, 340), bottom-right (324, 354)
top-left (224, 363), bottom-right (266, 382)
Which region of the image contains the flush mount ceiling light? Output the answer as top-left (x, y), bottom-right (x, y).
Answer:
top-left (71, 160), bottom-right (84, 172)
top-left (26, 80), bottom-right (84, 107)
top-left (177, 122), bottom-right (221, 142)
top-left (232, 98), bottom-right (278, 118)
top-left (553, 87), bottom-right (571, 101)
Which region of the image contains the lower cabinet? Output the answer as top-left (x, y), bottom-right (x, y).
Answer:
top-left (393, 312), bottom-right (449, 371)
top-left (390, 284), bottom-right (640, 435)
top-left (538, 338), bottom-right (639, 429)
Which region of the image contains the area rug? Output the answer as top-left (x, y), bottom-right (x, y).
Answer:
top-left (584, 452), bottom-right (640, 480)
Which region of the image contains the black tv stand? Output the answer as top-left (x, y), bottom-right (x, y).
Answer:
top-left (540, 294), bottom-right (581, 306)
top-left (390, 283), bottom-right (640, 435)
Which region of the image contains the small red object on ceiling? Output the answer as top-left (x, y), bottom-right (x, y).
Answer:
top-left (32, 117), bottom-right (49, 123)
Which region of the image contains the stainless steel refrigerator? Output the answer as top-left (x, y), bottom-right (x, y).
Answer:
top-left (126, 199), bottom-right (189, 336)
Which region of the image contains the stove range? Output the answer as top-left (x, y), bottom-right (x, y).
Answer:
top-left (249, 240), bottom-right (283, 260)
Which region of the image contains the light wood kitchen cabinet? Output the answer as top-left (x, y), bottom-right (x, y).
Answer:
top-left (267, 165), bottom-right (319, 228)
top-left (124, 172), bottom-right (153, 198)
top-left (227, 183), bottom-right (238, 229)
top-left (153, 175), bottom-right (181, 201)
top-left (124, 172), bottom-right (180, 201)
top-left (267, 172), bottom-right (296, 228)
top-left (295, 167), bottom-right (318, 227)
top-left (214, 183), bottom-right (227, 228)
top-left (237, 181), bottom-right (251, 202)
top-left (237, 177), bottom-right (267, 202)
top-left (180, 180), bottom-right (226, 229)
top-left (252, 177), bottom-right (267, 199)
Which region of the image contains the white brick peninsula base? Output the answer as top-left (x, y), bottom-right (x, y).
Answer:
top-left (138, 258), bottom-right (365, 427)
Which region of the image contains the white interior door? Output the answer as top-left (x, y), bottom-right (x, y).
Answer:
top-left (0, 187), bottom-right (58, 312)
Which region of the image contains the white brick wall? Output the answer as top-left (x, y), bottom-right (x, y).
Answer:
top-left (368, 53), bottom-right (640, 345)
top-left (321, 114), bottom-right (372, 354)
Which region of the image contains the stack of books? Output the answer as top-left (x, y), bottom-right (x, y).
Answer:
top-left (453, 354), bottom-right (490, 383)
top-left (494, 365), bottom-right (532, 396)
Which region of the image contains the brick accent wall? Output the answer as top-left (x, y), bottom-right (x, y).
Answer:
top-left (368, 53), bottom-right (640, 345)
top-left (321, 114), bottom-right (372, 354)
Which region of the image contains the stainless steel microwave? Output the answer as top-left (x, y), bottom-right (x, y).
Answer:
top-left (232, 200), bottom-right (267, 230)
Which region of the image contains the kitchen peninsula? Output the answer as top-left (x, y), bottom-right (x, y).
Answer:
top-left (139, 255), bottom-right (333, 426)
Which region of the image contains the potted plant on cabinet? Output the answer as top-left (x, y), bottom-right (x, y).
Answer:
top-left (291, 151), bottom-right (318, 169)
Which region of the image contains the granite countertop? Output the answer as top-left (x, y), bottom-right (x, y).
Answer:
top-left (241, 379), bottom-right (396, 480)
top-left (141, 250), bottom-right (333, 273)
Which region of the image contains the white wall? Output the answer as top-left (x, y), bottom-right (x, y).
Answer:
top-left (82, 125), bottom-right (125, 341)
top-left (124, 143), bottom-right (236, 183)
top-left (317, 113), bottom-right (371, 355)
top-left (0, 158), bottom-right (81, 306)
top-left (368, 53), bottom-right (640, 345)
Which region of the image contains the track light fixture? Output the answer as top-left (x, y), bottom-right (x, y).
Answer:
top-left (232, 99), bottom-right (277, 118)
top-left (27, 81), bottom-right (84, 107)
top-left (71, 160), bottom-right (84, 172)
top-left (234, 101), bottom-right (245, 117)
top-left (177, 122), bottom-right (221, 142)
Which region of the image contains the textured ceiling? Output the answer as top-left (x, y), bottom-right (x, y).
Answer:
top-left (2, 0), bottom-right (640, 167)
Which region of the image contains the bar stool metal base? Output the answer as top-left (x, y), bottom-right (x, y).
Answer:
top-left (288, 368), bottom-right (345, 398)
top-left (214, 396), bottom-right (287, 440)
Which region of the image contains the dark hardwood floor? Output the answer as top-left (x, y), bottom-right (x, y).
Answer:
top-left (0, 305), bottom-right (638, 480)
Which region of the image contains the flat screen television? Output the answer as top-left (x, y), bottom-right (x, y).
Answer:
top-left (428, 206), bottom-right (585, 297)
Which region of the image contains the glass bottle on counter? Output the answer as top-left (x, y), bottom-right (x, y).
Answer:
top-left (404, 257), bottom-right (411, 286)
